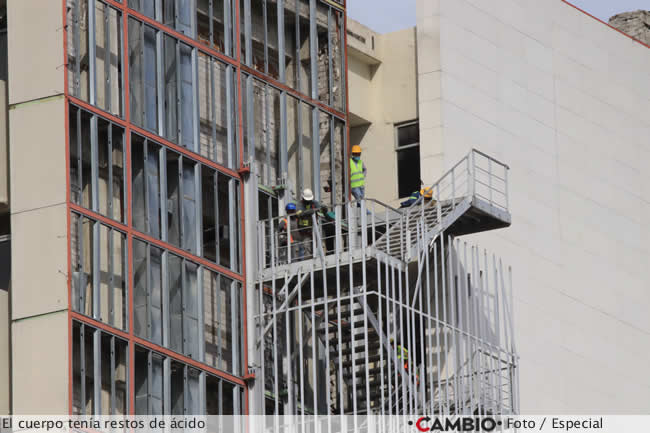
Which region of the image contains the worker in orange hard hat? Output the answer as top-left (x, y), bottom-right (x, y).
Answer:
top-left (350, 145), bottom-right (366, 204)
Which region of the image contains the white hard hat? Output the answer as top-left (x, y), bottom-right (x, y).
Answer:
top-left (302, 188), bottom-right (314, 201)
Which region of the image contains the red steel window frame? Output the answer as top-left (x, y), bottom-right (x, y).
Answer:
top-left (63, 0), bottom-right (349, 416)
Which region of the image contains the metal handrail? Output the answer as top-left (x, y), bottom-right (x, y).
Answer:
top-left (257, 148), bottom-right (510, 269)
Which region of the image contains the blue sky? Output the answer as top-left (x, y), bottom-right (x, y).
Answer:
top-left (347, 0), bottom-right (650, 34)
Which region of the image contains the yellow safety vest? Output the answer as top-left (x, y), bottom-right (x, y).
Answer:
top-left (350, 158), bottom-right (365, 188)
top-left (397, 346), bottom-right (408, 361)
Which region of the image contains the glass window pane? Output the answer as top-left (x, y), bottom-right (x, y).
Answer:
top-left (80, 110), bottom-right (93, 211)
top-left (217, 175), bottom-right (231, 269)
top-left (179, 43), bottom-right (195, 149)
top-left (187, 368), bottom-right (200, 414)
top-left (134, 346), bottom-right (148, 414)
top-left (397, 123), bottom-right (419, 147)
top-left (128, 18), bottom-right (143, 127)
top-left (170, 361), bottom-right (184, 415)
top-left (205, 375), bottom-right (220, 415)
top-left (177, 0), bottom-right (193, 35)
top-left (166, 151), bottom-right (181, 247)
top-left (150, 353), bottom-right (164, 414)
top-left (146, 143), bottom-right (162, 238)
top-left (99, 224), bottom-right (111, 322)
top-left (150, 245), bottom-right (163, 345)
top-left (114, 336), bottom-right (128, 415)
top-left (182, 160), bottom-right (197, 252)
top-left (203, 270), bottom-right (220, 368)
top-left (68, 1), bottom-right (123, 116)
top-left (143, 25), bottom-right (159, 131)
top-left (111, 124), bottom-right (126, 222)
top-left (164, 35), bottom-right (179, 143)
top-left (95, 4), bottom-right (123, 116)
top-left (131, 134), bottom-right (146, 232)
top-left (112, 228), bottom-right (127, 330)
top-left (133, 239), bottom-right (146, 339)
top-left (397, 145), bottom-right (421, 198)
top-left (168, 254), bottom-right (183, 353)
top-left (184, 262), bottom-right (199, 359)
top-left (67, 0), bottom-right (90, 100)
top-left (201, 167), bottom-right (217, 262)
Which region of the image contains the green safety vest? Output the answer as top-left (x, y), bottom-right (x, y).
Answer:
top-left (397, 346), bottom-right (408, 361)
top-left (350, 158), bottom-right (365, 188)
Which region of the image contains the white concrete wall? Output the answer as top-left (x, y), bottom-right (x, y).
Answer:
top-left (422, 0), bottom-right (650, 413)
top-left (416, 1), bottom-right (443, 186)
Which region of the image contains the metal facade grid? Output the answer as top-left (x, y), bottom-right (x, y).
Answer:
top-left (62, 0), bottom-right (351, 416)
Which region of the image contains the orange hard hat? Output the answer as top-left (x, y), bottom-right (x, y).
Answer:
top-left (351, 145), bottom-right (362, 154)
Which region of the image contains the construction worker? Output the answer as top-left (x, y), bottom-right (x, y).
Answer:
top-left (296, 188), bottom-right (323, 257)
top-left (350, 145), bottom-right (366, 203)
top-left (400, 186), bottom-right (434, 208)
top-left (390, 338), bottom-right (409, 369)
top-left (390, 338), bottom-right (419, 385)
top-left (278, 202), bottom-right (300, 261)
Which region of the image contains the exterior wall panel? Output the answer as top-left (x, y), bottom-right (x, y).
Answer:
top-left (7, 0), bottom-right (64, 105)
top-left (11, 204), bottom-right (68, 321)
top-left (12, 311), bottom-right (69, 414)
top-left (423, 0), bottom-right (650, 413)
top-left (9, 98), bottom-right (67, 215)
top-left (0, 290), bottom-right (8, 414)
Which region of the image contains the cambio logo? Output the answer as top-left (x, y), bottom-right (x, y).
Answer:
top-left (409, 416), bottom-right (501, 432)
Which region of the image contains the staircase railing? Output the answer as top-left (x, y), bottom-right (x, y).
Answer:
top-left (256, 149), bottom-right (510, 270)
top-left (405, 149), bottom-right (510, 243)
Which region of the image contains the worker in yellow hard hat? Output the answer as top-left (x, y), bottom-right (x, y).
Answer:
top-left (350, 145), bottom-right (366, 204)
top-left (420, 187), bottom-right (433, 200)
top-left (400, 185), bottom-right (435, 208)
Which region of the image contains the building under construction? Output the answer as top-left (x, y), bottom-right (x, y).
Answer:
top-left (0, 0), bottom-right (521, 421)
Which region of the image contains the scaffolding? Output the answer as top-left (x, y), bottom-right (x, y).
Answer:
top-left (252, 149), bottom-right (518, 417)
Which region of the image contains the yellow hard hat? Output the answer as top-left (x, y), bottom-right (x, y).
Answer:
top-left (351, 145), bottom-right (362, 154)
top-left (420, 187), bottom-right (433, 199)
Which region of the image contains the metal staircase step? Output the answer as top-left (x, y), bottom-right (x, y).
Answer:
top-left (340, 353), bottom-right (383, 368)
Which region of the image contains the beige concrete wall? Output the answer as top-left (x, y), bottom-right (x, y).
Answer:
top-left (0, 80), bottom-right (8, 210)
top-left (12, 311), bottom-right (68, 414)
top-left (0, 290), bottom-right (9, 414)
top-left (348, 21), bottom-right (419, 205)
top-left (7, 0), bottom-right (69, 414)
top-left (9, 97), bottom-right (66, 214)
top-left (11, 203), bottom-right (68, 320)
top-left (423, 0), bottom-right (650, 413)
top-left (7, 0), bottom-right (64, 105)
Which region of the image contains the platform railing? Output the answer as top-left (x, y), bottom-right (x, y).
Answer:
top-left (405, 149), bottom-right (510, 237)
top-left (257, 149), bottom-right (510, 270)
top-left (257, 198), bottom-right (403, 271)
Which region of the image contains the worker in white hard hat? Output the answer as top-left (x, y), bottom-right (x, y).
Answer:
top-left (295, 188), bottom-right (323, 258)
